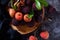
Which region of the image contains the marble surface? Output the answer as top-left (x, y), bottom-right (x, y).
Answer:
top-left (46, 0), bottom-right (60, 11)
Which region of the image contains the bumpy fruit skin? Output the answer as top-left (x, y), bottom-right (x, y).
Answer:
top-left (8, 8), bottom-right (16, 17)
top-left (12, 19), bottom-right (19, 26)
top-left (29, 35), bottom-right (38, 40)
top-left (22, 6), bottom-right (30, 13)
top-left (40, 31), bottom-right (49, 39)
top-left (32, 3), bottom-right (37, 11)
top-left (24, 14), bottom-right (32, 22)
top-left (15, 12), bottom-right (23, 21)
top-left (26, 0), bottom-right (31, 5)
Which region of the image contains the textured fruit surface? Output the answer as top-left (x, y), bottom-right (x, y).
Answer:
top-left (8, 8), bottom-right (16, 17)
top-left (32, 3), bottom-right (37, 11)
top-left (29, 35), bottom-right (38, 40)
top-left (26, 0), bottom-right (31, 5)
top-left (40, 31), bottom-right (49, 39)
top-left (22, 6), bottom-right (30, 13)
top-left (24, 14), bottom-right (32, 22)
top-left (12, 19), bottom-right (19, 26)
top-left (15, 12), bottom-right (23, 21)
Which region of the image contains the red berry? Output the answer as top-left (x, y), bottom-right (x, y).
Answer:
top-left (29, 35), bottom-right (37, 40)
top-left (40, 31), bottom-right (49, 39)
top-left (15, 12), bottom-right (23, 21)
top-left (24, 14), bottom-right (32, 22)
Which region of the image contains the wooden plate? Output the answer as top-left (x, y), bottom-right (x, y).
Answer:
top-left (10, 22), bottom-right (41, 34)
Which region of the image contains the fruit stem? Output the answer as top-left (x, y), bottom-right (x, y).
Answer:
top-left (10, 0), bottom-right (13, 7)
top-left (42, 5), bottom-right (45, 20)
top-left (10, 0), bottom-right (18, 10)
top-left (28, 9), bottom-right (34, 18)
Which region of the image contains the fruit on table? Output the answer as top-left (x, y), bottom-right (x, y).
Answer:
top-left (40, 31), bottom-right (49, 39)
top-left (8, 8), bottom-right (16, 17)
top-left (15, 12), bottom-right (23, 21)
top-left (29, 35), bottom-right (38, 40)
top-left (24, 14), bottom-right (32, 22)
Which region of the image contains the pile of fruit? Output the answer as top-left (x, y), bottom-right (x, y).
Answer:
top-left (8, 0), bottom-right (48, 26)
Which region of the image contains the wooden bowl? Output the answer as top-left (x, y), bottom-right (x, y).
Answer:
top-left (10, 22), bottom-right (41, 34)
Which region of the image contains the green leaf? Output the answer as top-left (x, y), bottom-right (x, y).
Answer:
top-left (10, 0), bottom-right (17, 10)
top-left (28, 14), bottom-right (34, 18)
top-left (39, 0), bottom-right (48, 7)
top-left (10, 0), bottom-right (13, 7)
top-left (12, 5), bottom-right (17, 10)
top-left (28, 10), bottom-right (34, 18)
top-left (35, 0), bottom-right (41, 10)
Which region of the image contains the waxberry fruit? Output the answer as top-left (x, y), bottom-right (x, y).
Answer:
top-left (29, 35), bottom-right (38, 40)
top-left (40, 31), bottom-right (49, 39)
top-left (24, 14), bottom-right (32, 22)
top-left (15, 12), bottom-right (23, 21)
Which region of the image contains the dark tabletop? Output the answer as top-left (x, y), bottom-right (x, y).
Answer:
top-left (0, 0), bottom-right (60, 40)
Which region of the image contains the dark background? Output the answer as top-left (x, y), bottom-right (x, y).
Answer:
top-left (47, 0), bottom-right (60, 12)
top-left (0, 0), bottom-right (60, 40)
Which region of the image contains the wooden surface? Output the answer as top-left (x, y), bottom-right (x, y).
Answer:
top-left (11, 22), bottom-right (41, 34)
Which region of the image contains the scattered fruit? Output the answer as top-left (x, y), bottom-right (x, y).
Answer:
top-left (8, 8), bottom-right (16, 17)
top-left (29, 35), bottom-right (38, 40)
top-left (24, 14), bottom-right (32, 22)
top-left (15, 12), bottom-right (23, 21)
top-left (40, 31), bottom-right (49, 39)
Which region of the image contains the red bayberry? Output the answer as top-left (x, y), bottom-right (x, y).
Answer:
top-left (15, 12), bottom-right (23, 21)
top-left (29, 35), bottom-right (38, 40)
top-left (40, 31), bottom-right (49, 39)
top-left (24, 14), bottom-right (32, 22)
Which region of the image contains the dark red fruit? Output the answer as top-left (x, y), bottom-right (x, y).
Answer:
top-left (22, 6), bottom-right (30, 13)
top-left (26, 0), bottom-right (31, 5)
top-left (12, 19), bottom-right (19, 26)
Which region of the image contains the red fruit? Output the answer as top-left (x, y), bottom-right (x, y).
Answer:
top-left (15, 12), bottom-right (23, 21)
top-left (24, 14), bottom-right (32, 22)
top-left (40, 31), bottom-right (49, 39)
top-left (29, 35), bottom-right (38, 40)
top-left (8, 8), bottom-right (16, 17)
